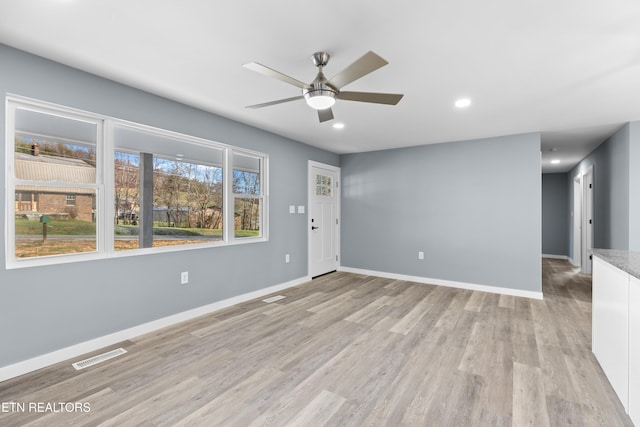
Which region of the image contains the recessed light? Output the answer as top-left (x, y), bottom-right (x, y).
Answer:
top-left (455, 98), bottom-right (471, 108)
top-left (551, 159), bottom-right (560, 164)
top-left (332, 123), bottom-right (345, 129)
top-left (550, 148), bottom-right (559, 152)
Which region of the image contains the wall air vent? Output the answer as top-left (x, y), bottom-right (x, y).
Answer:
top-left (72, 348), bottom-right (127, 370)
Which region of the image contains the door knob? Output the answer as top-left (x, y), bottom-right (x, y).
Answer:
top-left (311, 226), bottom-right (319, 230)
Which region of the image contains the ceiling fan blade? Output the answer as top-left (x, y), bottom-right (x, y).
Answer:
top-left (318, 108), bottom-right (334, 123)
top-left (246, 96), bottom-right (304, 109)
top-left (328, 51), bottom-right (388, 89)
top-left (243, 62), bottom-right (308, 89)
top-left (338, 91), bottom-right (404, 105)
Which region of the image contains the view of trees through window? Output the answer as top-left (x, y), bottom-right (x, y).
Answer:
top-left (114, 151), bottom-right (226, 250)
top-left (233, 168), bottom-right (261, 238)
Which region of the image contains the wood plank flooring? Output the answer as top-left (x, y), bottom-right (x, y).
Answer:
top-left (0, 259), bottom-right (633, 426)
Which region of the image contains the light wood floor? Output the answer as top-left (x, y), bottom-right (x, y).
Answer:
top-left (0, 259), bottom-right (633, 426)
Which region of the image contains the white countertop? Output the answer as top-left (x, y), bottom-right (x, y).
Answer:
top-left (592, 249), bottom-right (640, 280)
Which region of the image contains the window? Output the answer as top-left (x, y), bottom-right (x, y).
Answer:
top-left (315, 173), bottom-right (333, 197)
top-left (113, 124), bottom-right (227, 251)
top-left (232, 152), bottom-right (265, 238)
top-left (8, 104), bottom-right (100, 261)
top-left (6, 97), bottom-right (268, 268)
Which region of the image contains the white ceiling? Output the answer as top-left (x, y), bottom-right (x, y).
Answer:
top-left (2, 0), bottom-right (640, 173)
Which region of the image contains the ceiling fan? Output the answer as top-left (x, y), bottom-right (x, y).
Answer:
top-left (243, 51), bottom-right (404, 123)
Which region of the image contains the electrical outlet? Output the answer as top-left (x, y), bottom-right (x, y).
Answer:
top-left (181, 271), bottom-right (189, 284)
top-left (285, 254), bottom-right (290, 263)
top-left (418, 251), bottom-right (424, 260)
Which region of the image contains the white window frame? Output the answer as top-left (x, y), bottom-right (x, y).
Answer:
top-left (109, 120), bottom-right (229, 256)
top-left (229, 150), bottom-right (269, 243)
top-left (6, 97), bottom-right (105, 269)
top-left (5, 95), bottom-right (269, 269)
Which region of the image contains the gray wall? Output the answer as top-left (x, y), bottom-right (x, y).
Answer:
top-left (542, 173), bottom-right (569, 257)
top-left (340, 133), bottom-right (542, 293)
top-left (0, 44), bottom-right (339, 367)
top-left (568, 124), bottom-right (631, 258)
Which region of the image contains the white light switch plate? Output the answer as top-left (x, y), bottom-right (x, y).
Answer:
top-left (297, 206), bottom-right (305, 214)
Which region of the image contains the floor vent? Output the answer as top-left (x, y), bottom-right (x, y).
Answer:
top-left (72, 348), bottom-right (127, 370)
top-left (262, 295), bottom-right (287, 303)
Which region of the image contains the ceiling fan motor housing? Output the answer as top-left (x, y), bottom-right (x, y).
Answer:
top-left (304, 53), bottom-right (338, 110)
top-left (303, 74), bottom-right (338, 110)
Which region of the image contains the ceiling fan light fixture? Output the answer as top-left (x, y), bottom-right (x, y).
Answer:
top-left (304, 89), bottom-right (336, 110)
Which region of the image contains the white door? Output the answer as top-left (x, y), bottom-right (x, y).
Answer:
top-left (308, 161), bottom-right (340, 278)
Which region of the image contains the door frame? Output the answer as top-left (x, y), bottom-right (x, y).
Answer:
top-left (581, 165), bottom-right (594, 274)
top-left (307, 160), bottom-right (341, 277)
top-left (572, 174), bottom-right (582, 268)
top-left (572, 164), bottom-right (594, 273)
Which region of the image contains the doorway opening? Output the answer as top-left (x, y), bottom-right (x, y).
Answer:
top-left (572, 165), bottom-right (594, 274)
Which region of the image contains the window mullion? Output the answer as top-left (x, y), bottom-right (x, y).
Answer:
top-left (102, 120), bottom-right (115, 255)
top-left (223, 147), bottom-right (232, 243)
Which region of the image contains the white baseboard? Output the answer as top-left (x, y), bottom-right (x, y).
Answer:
top-left (0, 275), bottom-right (312, 383)
top-left (338, 266), bottom-right (543, 300)
top-left (542, 254), bottom-right (569, 260)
